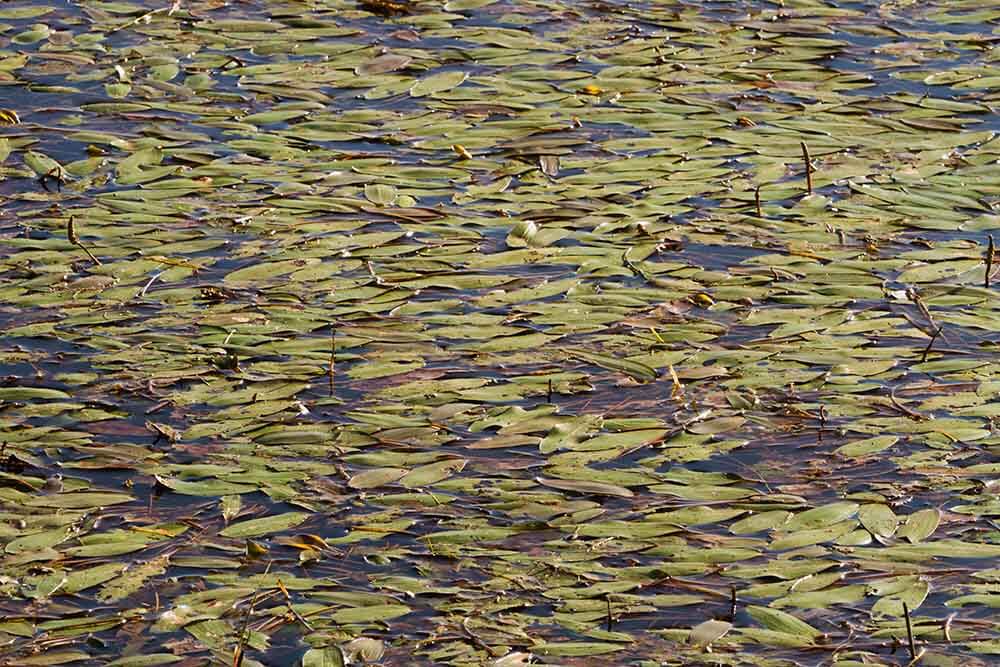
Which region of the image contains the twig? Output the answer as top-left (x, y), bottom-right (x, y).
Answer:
top-left (818, 404), bottom-right (827, 443)
top-left (903, 601), bottom-right (917, 661)
top-left (729, 586), bottom-right (737, 621)
top-left (942, 613), bottom-right (955, 643)
top-left (605, 594), bottom-right (613, 631)
top-left (461, 617), bottom-right (500, 657)
top-left (366, 260), bottom-right (384, 285)
top-left (137, 271), bottom-right (164, 299)
top-left (232, 590), bottom-right (258, 667)
top-left (800, 141), bottom-right (813, 195)
top-left (888, 385), bottom-right (929, 421)
top-left (754, 184), bottom-right (762, 217)
top-left (647, 574), bottom-right (731, 599)
top-left (920, 326), bottom-right (943, 363)
top-left (547, 378), bottom-right (553, 404)
top-left (986, 234), bottom-right (995, 288)
top-left (328, 324), bottom-right (336, 397)
top-left (40, 166), bottom-right (65, 192)
top-left (276, 578), bottom-right (314, 632)
top-left (233, 561), bottom-right (271, 667)
top-left (66, 216), bottom-right (102, 266)
top-left (107, 5), bottom-right (172, 35)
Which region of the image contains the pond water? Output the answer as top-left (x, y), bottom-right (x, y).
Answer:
top-left (1, 1), bottom-right (1000, 665)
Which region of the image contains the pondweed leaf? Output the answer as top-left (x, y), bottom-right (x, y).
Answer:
top-left (219, 512), bottom-right (309, 538)
top-left (897, 508), bottom-right (941, 543)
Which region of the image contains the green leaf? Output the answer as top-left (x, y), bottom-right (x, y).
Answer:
top-left (0, 387), bottom-right (71, 401)
top-left (399, 459), bottom-right (466, 488)
top-left (301, 647), bottom-right (345, 667)
top-left (155, 476), bottom-right (258, 496)
top-left (25, 492), bottom-right (134, 509)
top-left (568, 349), bottom-right (658, 382)
top-left (409, 70), bottom-right (468, 97)
top-left (330, 604), bottom-right (411, 624)
top-left (689, 619), bottom-right (732, 647)
top-left (859, 504), bottom-right (898, 538)
top-left (364, 183), bottom-right (397, 206)
top-left (746, 606), bottom-right (820, 638)
top-left (348, 467), bottom-right (408, 490)
top-left (533, 641), bottom-right (627, 656)
top-left (897, 508), bottom-right (940, 543)
top-left (784, 502), bottom-right (859, 531)
top-left (106, 655), bottom-right (183, 667)
top-left (536, 476), bottom-right (634, 498)
top-left (220, 512), bottom-right (309, 538)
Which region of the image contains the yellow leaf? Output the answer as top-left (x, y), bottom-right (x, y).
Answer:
top-left (690, 293), bottom-right (715, 307)
top-left (0, 109), bottom-right (20, 125)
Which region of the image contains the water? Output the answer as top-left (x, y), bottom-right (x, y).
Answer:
top-left (2, 1), bottom-right (1000, 665)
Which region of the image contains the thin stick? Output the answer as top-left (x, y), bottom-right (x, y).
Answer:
top-left (67, 216), bottom-right (102, 266)
top-left (754, 185), bottom-right (762, 217)
top-left (547, 378), bottom-right (553, 404)
top-left (232, 591), bottom-right (258, 667)
top-left (328, 325), bottom-right (336, 397)
top-left (137, 271), bottom-right (163, 299)
top-left (943, 612), bottom-right (955, 642)
top-left (460, 617), bottom-right (497, 657)
top-left (108, 5), bottom-right (171, 34)
top-left (729, 586), bottom-right (737, 620)
top-left (276, 578), bottom-right (314, 632)
top-left (920, 326), bottom-right (943, 363)
top-left (233, 561), bottom-right (272, 667)
top-left (986, 234), bottom-right (995, 288)
top-left (800, 141), bottom-right (813, 195)
top-left (605, 594), bottom-right (613, 631)
top-left (903, 601), bottom-right (917, 660)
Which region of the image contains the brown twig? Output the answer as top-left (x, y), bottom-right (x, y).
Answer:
top-left (276, 578), bottom-right (314, 632)
top-left (107, 5), bottom-right (174, 35)
top-left (986, 234), bottom-right (995, 288)
top-left (754, 185), bottom-right (762, 217)
top-left (647, 574), bottom-right (731, 599)
top-left (889, 385), bottom-right (929, 421)
top-left (903, 601), bottom-right (917, 661)
top-left (328, 324), bottom-right (336, 397)
top-left (920, 326), bottom-right (943, 363)
top-left (800, 141), bottom-right (813, 195)
top-left (233, 561), bottom-right (272, 667)
top-left (66, 216), bottom-right (102, 266)
top-left (232, 590), bottom-right (258, 667)
top-left (461, 617), bottom-right (501, 657)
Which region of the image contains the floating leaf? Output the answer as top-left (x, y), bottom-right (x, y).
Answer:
top-left (689, 619), bottom-right (732, 647)
top-left (536, 476), bottom-right (634, 498)
top-left (399, 459), bottom-right (466, 488)
top-left (364, 183), bottom-right (397, 206)
top-left (220, 512), bottom-right (309, 538)
top-left (348, 467), bottom-right (408, 490)
top-left (747, 606), bottom-right (820, 639)
top-left (533, 642), bottom-right (626, 656)
top-left (301, 647), bottom-right (345, 667)
top-left (409, 70), bottom-right (468, 97)
top-left (859, 504), bottom-right (898, 538)
top-left (897, 508), bottom-right (941, 543)
top-left (568, 349), bottom-right (657, 382)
